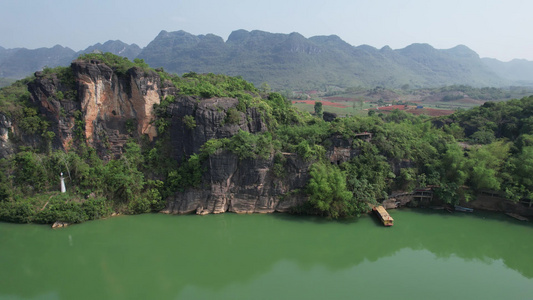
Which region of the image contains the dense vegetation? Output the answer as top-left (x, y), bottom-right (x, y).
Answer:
top-left (1, 53), bottom-right (532, 224)
top-left (78, 52), bottom-right (152, 75)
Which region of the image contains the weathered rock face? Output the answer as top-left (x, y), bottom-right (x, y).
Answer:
top-left (73, 60), bottom-right (161, 158)
top-left (167, 96), bottom-right (268, 161)
top-left (13, 60), bottom-right (163, 159)
top-left (164, 150), bottom-right (311, 214)
top-left (162, 94), bottom-right (313, 214)
top-left (323, 111), bottom-right (337, 122)
top-left (326, 135), bottom-right (361, 165)
top-left (0, 113), bottom-right (13, 158)
top-left (28, 71), bottom-right (79, 151)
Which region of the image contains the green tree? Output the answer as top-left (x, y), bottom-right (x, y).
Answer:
top-left (470, 130), bottom-right (495, 144)
top-left (466, 141), bottom-right (510, 191)
top-left (306, 162), bottom-right (357, 218)
top-left (183, 115), bottom-right (197, 130)
top-left (440, 143), bottom-right (468, 186)
top-left (259, 82), bottom-right (271, 94)
top-left (505, 146), bottom-right (533, 201)
top-left (13, 151), bottom-right (48, 193)
top-left (225, 108), bottom-right (241, 125)
top-left (314, 101), bottom-right (323, 119)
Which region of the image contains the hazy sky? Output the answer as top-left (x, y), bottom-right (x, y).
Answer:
top-left (1, 0), bottom-right (532, 61)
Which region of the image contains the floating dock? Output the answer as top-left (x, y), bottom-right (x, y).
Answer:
top-left (506, 213), bottom-right (529, 222)
top-left (373, 205), bottom-right (394, 226)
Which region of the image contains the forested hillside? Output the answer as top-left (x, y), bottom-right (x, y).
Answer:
top-left (0, 53), bottom-right (532, 224)
top-left (139, 30), bottom-right (504, 90)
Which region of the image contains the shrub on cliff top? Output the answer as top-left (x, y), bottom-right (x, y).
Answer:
top-left (171, 72), bottom-right (259, 99)
top-left (42, 66), bottom-right (76, 92)
top-left (0, 78), bottom-right (32, 115)
top-left (77, 53), bottom-right (152, 75)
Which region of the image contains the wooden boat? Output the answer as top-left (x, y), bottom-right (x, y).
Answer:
top-left (373, 205), bottom-right (394, 226)
top-left (454, 205), bottom-right (473, 213)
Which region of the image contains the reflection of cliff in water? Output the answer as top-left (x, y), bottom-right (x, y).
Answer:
top-left (274, 209), bottom-right (533, 278)
top-left (0, 210), bottom-right (532, 299)
top-left (406, 209), bottom-right (533, 279)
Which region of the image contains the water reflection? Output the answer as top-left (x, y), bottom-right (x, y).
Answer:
top-left (0, 210), bottom-right (532, 299)
top-left (174, 251), bottom-right (532, 300)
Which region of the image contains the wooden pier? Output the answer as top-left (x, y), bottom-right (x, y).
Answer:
top-left (506, 213), bottom-right (529, 222)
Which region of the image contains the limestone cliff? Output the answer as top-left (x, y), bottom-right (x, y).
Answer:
top-left (161, 94), bottom-right (312, 214)
top-left (73, 59), bottom-right (161, 158)
top-left (23, 59), bottom-right (162, 159)
top-left (163, 134), bottom-right (364, 215)
top-left (166, 95), bottom-right (268, 161)
top-left (2, 59), bottom-right (332, 214)
top-left (164, 150), bottom-right (311, 215)
top-left (27, 70), bottom-right (78, 151)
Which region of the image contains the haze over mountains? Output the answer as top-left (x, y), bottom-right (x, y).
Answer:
top-left (1, 29), bottom-right (532, 90)
top-left (0, 41), bottom-right (141, 79)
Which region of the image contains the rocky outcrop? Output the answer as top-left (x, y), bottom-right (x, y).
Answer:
top-left (21, 59), bottom-right (162, 159)
top-left (161, 93), bottom-right (313, 214)
top-left (166, 96), bottom-right (268, 161)
top-left (164, 150), bottom-right (310, 214)
top-left (326, 135), bottom-right (361, 165)
top-left (28, 71), bottom-right (78, 151)
top-left (0, 113), bottom-right (13, 158)
top-left (73, 60), bottom-right (161, 158)
top-left (323, 111), bottom-right (337, 122)
top-left (4, 59), bottom-right (340, 215)
top-left (52, 221), bottom-right (69, 229)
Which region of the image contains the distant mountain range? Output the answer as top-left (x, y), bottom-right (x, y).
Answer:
top-left (0, 41), bottom-right (141, 79)
top-left (481, 58), bottom-right (533, 86)
top-left (1, 30), bottom-right (532, 90)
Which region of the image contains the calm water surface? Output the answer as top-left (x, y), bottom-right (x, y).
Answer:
top-left (1, 209), bottom-right (532, 300)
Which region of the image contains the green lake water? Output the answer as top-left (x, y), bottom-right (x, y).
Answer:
top-left (1, 209), bottom-right (532, 300)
